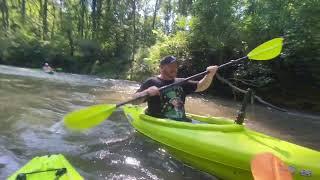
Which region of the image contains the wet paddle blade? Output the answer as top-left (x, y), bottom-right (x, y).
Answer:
top-left (251, 152), bottom-right (292, 180)
top-left (248, 38), bottom-right (283, 60)
top-left (64, 104), bottom-right (116, 130)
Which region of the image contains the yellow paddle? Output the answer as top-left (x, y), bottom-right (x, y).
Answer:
top-left (251, 152), bottom-right (293, 180)
top-left (64, 38), bottom-right (283, 130)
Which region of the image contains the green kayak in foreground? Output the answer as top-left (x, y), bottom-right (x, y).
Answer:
top-left (123, 105), bottom-right (320, 180)
top-left (8, 154), bottom-right (83, 180)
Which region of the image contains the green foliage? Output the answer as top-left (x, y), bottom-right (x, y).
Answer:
top-left (129, 29), bottom-right (191, 80)
top-left (283, 0), bottom-right (320, 85)
top-left (186, 0), bottom-right (243, 74)
top-left (234, 62), bottom-right (275, 88)
top-left (129, 48), bottom-right (156, 80)
top-left (149, 30), bottom-right (190, 60)
top-left (191, 0), bottom-right (241, 49)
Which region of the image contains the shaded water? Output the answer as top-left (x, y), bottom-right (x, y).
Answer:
top-left (0, 65), bottom-right (319, 179)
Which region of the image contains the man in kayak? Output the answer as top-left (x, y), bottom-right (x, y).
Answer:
top-left (42, 62), bottom-right (54, 74)
top-left (134, 55), bottom-right (218, 122)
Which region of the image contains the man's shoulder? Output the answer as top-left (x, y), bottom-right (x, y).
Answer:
top-left (146, 76), bottom-right (158, 81)
top-left (142, 76), bottom-right (159, 85)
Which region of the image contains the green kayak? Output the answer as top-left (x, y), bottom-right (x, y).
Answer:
top-left (8, 154), bottom-right (83, 180)
top-left (123, 105), bottom-right (320, 180)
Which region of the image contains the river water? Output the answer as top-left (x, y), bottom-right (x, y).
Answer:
top-left (0, 65), bottom-right (319, 180)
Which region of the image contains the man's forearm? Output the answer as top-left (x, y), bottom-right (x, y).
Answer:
top-left (132, 90), bottom-right (149, 104)
top-left (196, 73), bottom-right (215, 92)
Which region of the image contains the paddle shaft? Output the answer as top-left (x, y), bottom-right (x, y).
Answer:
top-left (116, 56), bottom-right (248, 108)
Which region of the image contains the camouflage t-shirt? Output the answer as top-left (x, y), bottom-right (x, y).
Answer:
top-left (136, 77), bottom-right (197, 121)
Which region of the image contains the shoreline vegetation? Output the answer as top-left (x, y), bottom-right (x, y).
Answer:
top-left (0, 0), bottom-right (319, 113)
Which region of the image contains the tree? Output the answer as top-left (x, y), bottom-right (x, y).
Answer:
top-left (42, 0), bottom-right (48, 39)
top-left (152, 0), bottom-right (160, 29)
top-left (21, 0), bottom-right (26, 24)
top-left (0, 0), bottom-right (9, 30)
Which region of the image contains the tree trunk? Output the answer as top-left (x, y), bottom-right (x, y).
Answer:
top-left (152, 0), bottom-right (160, 29)
top-left (51, 0), bottom-right (56, 39)
top-left (130, 0), bottom-right (136, 79)
top-left (21, 0), bottom-right (26, 24)
top-left (164, 0), bottom-right (172, 35)
top-left (67, 29), bottom-right (74, 56)
top-left (59, 0), bottom-right (63, 30)
top-left (96, 0), bottom-right (103, 39)
top-left (106, 0), bottom-right (111, 11)
top-left (0, 0), bottom-right (9, 30)
top-left (132, 0), bottom-right (136, 55)
top-left (38, 0), bottom-right (43, 39)
top-left (84, 8), bottom-right (89, 38)
top-left (43, 0), bottom-right (48, 40)
top-left (143, 0), bottom-right (148, 43)
top-left (78, 0), bottom-right (86, 38)
top-left (91, 0), bottom-right (97, 39)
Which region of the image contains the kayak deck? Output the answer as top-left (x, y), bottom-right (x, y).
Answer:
top-left (123, 105), bottom-right (320, 180)
top-left (8, 154), bottom-right (83, 180)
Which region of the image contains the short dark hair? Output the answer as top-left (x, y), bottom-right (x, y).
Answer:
top-left (160, 56), bottom-right (177, 65)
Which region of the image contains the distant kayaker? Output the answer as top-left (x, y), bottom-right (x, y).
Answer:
top-left (42, 63), bottom-right (54, 74)
top-left (134, 55), bottom-right (218, 122)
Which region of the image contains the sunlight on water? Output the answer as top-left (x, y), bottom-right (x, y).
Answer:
top-left (125, 157), bottom-right (140, 167)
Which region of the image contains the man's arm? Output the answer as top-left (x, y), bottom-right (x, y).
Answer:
top-left (133, 86), bottom-right (160, 104)
top-left (195, 66), bottom-right (218, 92)
top-left (132, 90), bottom-right (149, 104)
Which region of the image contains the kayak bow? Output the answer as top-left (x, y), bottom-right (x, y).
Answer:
top-left (8, 154), bottom-right (83, 180)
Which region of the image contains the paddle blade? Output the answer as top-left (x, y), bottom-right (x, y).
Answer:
top-left (248, 38), bottom-right (283, 60)
top-left (64, 104), bottom-right (116, 130)
top-left (251, 152), bottom-right (292, 180)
